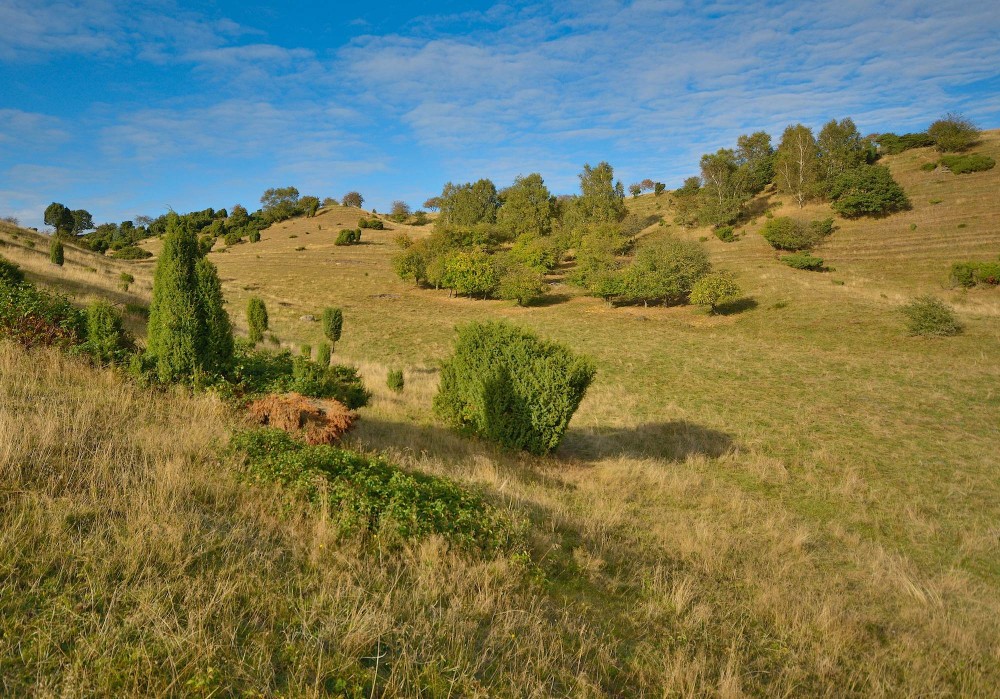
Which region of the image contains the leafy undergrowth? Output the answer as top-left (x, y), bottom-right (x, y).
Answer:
top-left (231, 344), bottom-right (371, 408)
top-left (231, 428), bottom-right (523, 553)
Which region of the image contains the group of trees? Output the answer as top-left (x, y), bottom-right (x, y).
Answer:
top-left (44, 203), bottom-right (93, 238)
top-left (669, 113), bottom-right (978, 226)
top-left (627, 179), bottom-right (666, 198)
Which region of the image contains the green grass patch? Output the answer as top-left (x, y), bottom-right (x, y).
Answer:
top-left (230, 428), bottom-right (522, 552)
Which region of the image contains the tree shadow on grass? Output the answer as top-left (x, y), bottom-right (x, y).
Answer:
top-left (524, 293), bottom-right (573, 308)
top-left (715, 297), bottom-right (758, 316)
top-left (558, 421), bottom-right (735, 462)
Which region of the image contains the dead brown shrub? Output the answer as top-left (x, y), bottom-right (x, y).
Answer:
top-left (247, 392), bottom-right (356, 445)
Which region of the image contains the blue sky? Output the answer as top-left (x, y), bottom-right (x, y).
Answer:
top-left (2, 0), bottom-right (999, 229)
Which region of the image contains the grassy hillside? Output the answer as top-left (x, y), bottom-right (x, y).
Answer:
top-left (1, 134), bottom-right (999, 695)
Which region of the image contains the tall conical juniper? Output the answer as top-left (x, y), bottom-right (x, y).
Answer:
top-left (146, 213), bottom-right (233, 382)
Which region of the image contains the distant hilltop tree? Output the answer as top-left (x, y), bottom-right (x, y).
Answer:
top-left (390, 200), bottom-right (411, 222)
top-left (928, 113), bottom-right (980, 152)
top-left (342, 191), bottom-right (364, 208)
top-left (71, 209), bottom-right (94, 236)
top-left (640, 179), bottom-right (655, 192)
top-left (260, 186), bottom-right (300, 223)
top-left (44, 202), bottom-right (75, 237)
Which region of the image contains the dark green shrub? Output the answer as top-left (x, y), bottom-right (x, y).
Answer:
top-left (118, 272), bottom-right (134, 292)
top-left (224, 231), bottom-right (242, 246)
top-left (0, 255), bottom-right (25, 285)
top-left (84, 301), bottom-right (135, 365)
top-left (781, 253), bottom-right (826, 271)
top-left (809, 218), bottom-right (836, 238)
top-left (358, 217), bottom-right (384, 230)
top-left (248, 230), bottom-right (261, 243)
top-left (919, 162), bottom-right (937, 172)
top-left (322, 307), bottom-right (343, 350)
top-left (387, 369), bottom-right (404, 393)
top-left (229, 428), bottom-right (518, 551)
top-left (713, 225), bottom-right (736, 242)
top-left (146, 215), bottom-right (234, 382)
top-left (50, 239), bottom-right (64, 266)
top-left (110, 246), bottom-right (152, 260)
top-left (876, 132), bottom-right (934, 155)
top-left (760, 217), bottom-right (818, 251)
top-left (315, 342), bottom-right (331, 367)
top-left (829, 165), bottom-right (910, 218)
top-left (300, 343), bottom-right (312, 359)
top-left (231, 347), bottom-right (369, 408)
top-left (434, 321), bottom-right (596, 455)
top-left (939, 153), bottom-right (995, 174)
top-left (335, 229), bottom-right (362, 245)
top-left (247, 297), bottom-right (268, 344)
top-left (901, 296), bottom-right (962, 336)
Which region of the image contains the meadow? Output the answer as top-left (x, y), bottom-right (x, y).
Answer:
top-left (1, 133), bottom-right (998, 696)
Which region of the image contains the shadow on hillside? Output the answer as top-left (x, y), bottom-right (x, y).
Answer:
top-left (525, 292), bottom-right (572, 307)
top-left (559, 421), bottom-right (734, 462)
top-left (715, 297), bottom-right (758, 315)
top-left (346, 415), bottom-right (569, 489)
top-left (22, 267), bottom-right (147, 309)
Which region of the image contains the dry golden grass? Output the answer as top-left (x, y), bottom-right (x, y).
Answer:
top-left (2, 135), bottom-right (999, 695)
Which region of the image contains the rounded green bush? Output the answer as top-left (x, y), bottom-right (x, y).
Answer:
top-left (900, 296), bottom-right (962, 336)
top-left (386, 369), bottom-right (404, 393)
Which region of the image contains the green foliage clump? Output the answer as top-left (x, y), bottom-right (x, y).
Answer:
top-left (927, 114), bottom-right (980, 152)
top-left (496, 261), bottom-right (547, 306)
top-left (232, 346), bottom-right (369, 408)
top-left (434, 321), bottom-right (596, 455)
top-left (689, 271), bottom-right (742, 312)
top-left (246, 297), bottom-right (268, 344)
top-left (829, 165), bottom-right (910, 218)
top-left (315, 342), bottom-right (331, 367)
top-left (938, 153), bottom-right (995, 175)
top-left (248, 230), bottom-right (261, 243)
top-left (0, 256), bottom-right (25, 285)
top-left (950, 261), bottom-right (1000, 288)
top-left (760, 217), bottom-right (815, 251)
top-left (0, 266), bottom-right (85, 348)
top-left (230, 428), bottom-right (518, 551)
top-left (223, 231), bottom-right (242, 246)
top-left (441, 248), bottom-right (500, 298)
top-left (146, 215), bottom-right (234, 382)
top-left (322, 307), bottom-right (343, 350)
top-left (900, 296), bottom-right (962, 336)
top-left (118, 272), bottom-right (134, 292)
top-left (919, 162), bottom-right (937, 172)
top-left (300, 344), bottom-right (312, 359)
top-left (713, 225), bottom-right (736, 242)
top-left (875, 132), bottom-right (934, 155)
top-left (617, 236), bottom-right (711, 306)
top-left (110, 246), bottom-right (152, 260)
top-left (335, 229), bottom-right (362, 245)
top-left (358, 217), bottom-right (384, 230)
top-left (83, 301), bottom-right (135, 365)
top-left (386, 369), bottom-right (404, 393)
top-left (781, 253), bottom-right (826, 271)
top-left (50, 239), bottom-right (64, 266)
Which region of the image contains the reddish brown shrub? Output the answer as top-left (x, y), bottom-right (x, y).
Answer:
top-left (247, 392), bottom-right (356, 445)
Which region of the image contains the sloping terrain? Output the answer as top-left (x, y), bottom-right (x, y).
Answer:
top-left (1, 134), bottom-right (998, 695)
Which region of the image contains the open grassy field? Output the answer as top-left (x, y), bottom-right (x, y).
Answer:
top-left (2, 133), bottom-right (999, 695)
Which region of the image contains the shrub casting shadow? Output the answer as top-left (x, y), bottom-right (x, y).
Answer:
top-left (559, 421), bottom-right (735, 462)
top-left (523, 292), bottom-right (572, 308)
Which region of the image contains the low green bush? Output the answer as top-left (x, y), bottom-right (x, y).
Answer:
top-left (110, 246), bottom-right (152, 260)
top-left (951, 261), bottom-right (1000, 288)
top-left (689, 271), bottom-right (741, 313)
top-left (919, 162), bottom-right (937, 172)
top-left (0, 255), bottom-right (25, 285)
top-left (231, 346), bottom-right (369, 408)
top-left (50, 240), bottom-right (64, 266)
top-left (434, 321), bottom-right (596, 455)
top-left (358, 218), bottom-right (384, 230)
top-left (335, 229), bottom-right (362, 245)
top-left (387, 369), bottom-right (404, 393)
top-left (900, 296), bottom-right (962, 336)
top-left (876, 132), bottom-right (934, 154)
top-left (224, 232), bottom-right (242, 246)
top-left (760, 217), bottom-right (818, 251)
top-left (781, 253), bottom-right (825, 271)
top-left (230, 428), bottom-right (520, 551)
top-left (118, 272), bottom-right (134, 292)
top-left (248, 230), bottom-right (261, 243)
top-left (938, 153), bottom-right (995, 175)
top-left (713, 225), bottom-right (736, 242)
top-left (315, 342), bottom-right (331, 367)
top-left (84, 301), bottom-right (135, 365)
